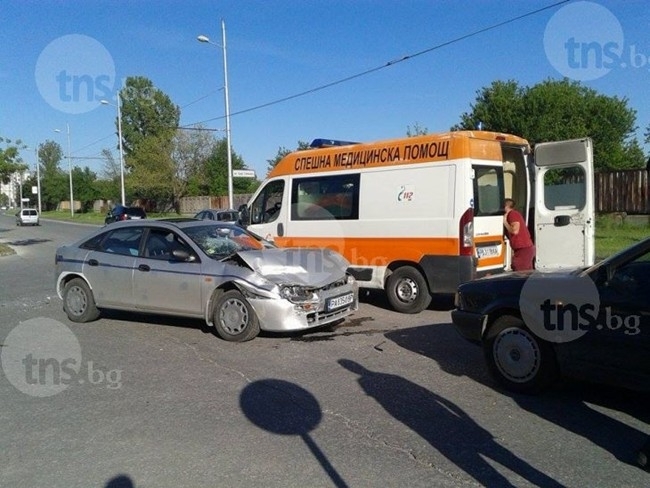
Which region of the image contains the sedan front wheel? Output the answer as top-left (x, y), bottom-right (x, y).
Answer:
top-left (213, 290), bottom-right (260, 342)
top-left (483, 315), bottom-right (558, 394)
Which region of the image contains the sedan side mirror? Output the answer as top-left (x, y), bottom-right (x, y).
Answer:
top-left (238, 204), bottom-right (250, 226)
top-left (171, 249), bottom-right (196, 262)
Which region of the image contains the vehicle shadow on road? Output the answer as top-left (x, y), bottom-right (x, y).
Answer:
top-left (100, 310), bottom-right (215, 336)
top-left (4, 238), bottom-right (51, 246)
top-left (385, 322), bottom-right (492, 386)
top-left (387, 323), bottom-right (650, 470)
top-left (359, 289), bottom-right (455, 312)
top-left (339, 359), bottom-right (563, 487)
top-left (99, 309), bottom-right (297, 341)
top-left (513, 384), bottom-right (650, 468)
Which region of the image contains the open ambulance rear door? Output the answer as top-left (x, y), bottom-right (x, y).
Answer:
top-left (532, 138), bottom-right (595, 270)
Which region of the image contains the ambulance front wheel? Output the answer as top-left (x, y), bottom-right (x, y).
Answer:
top-left (386, 266), bottom-right (432, 314)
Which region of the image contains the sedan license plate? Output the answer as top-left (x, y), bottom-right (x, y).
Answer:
top-left (477, 245), bottom-right (500, 259)
top-left (327, 292), bottom-right (354, 311)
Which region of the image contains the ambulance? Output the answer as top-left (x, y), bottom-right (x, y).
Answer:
top-left (240, 131), bottom-right (594, 313)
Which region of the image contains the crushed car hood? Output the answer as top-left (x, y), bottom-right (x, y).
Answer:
top-left (236, 248), bottom-right (349, 287)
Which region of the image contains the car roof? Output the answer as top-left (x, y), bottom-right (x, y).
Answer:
top-left (105, 218), bottom-right (242, 230)
top-left (196, 208), bottom-right (238, 213)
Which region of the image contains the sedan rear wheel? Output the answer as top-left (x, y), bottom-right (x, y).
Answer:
top-left (63, 277), bottom-right (100, 323)
top-left (213, 290), bottom-right (260, 342)
top-left (483, 315), bottom-right (558, 394)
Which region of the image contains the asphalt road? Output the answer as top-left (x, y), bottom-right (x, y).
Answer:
top-left (0, 212), bottom-right (648, 488)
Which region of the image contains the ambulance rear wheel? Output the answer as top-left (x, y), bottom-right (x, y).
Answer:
top-left (386, 266), bottom-right (431, 314)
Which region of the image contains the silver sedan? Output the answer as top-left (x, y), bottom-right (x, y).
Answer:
top-left (55, 219), bottom-right (358, 342)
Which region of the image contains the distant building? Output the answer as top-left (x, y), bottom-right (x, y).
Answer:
top-left (0, 170), bottom-right (32, 207)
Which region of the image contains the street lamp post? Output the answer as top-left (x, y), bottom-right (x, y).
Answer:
top-left (198, 19), bottom-right (234, 209)
top-left (54, 124), bottom-right (74, 217)
top-left (101, 91), bottom-right (126, 206)
top-left (35, 147), bottom-right (42, 215)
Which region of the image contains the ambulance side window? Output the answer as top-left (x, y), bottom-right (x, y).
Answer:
top-left (473, 165), bottom-right (505, 216)
top-left (250, 180), bottom-right (285, 224)
top-left (291, 174), bottom-right (360, 220)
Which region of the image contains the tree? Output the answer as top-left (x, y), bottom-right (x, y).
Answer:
top-left (171, 127), bottom-right (217, 209)
top-left (0, 137), bottom-right (28, 184)
top-left (454, 79), bottom-right (645, 171)
top-left (98, 148), bottom-right (121, 202)
top-left (38, 140), bottom-right (67, 211)
top-left (72, 167), bottom-right (99, 212)
top-left (266, 140), bottom-right (310, 176)
top-left (198, 138), bottom-right (256, 198)
top-left (128, 134), bottom-right (175, 208)
top-left (119, 76), bottom-right (180, 204)
top-left (406, 122), bottom-right (429, 137)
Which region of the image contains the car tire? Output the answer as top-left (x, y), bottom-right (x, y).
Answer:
top-left (385, 266), bottom-right (432, 314)
top-left (213, 289), bottom-right (260, 342)
top-left (483, 315), bottom-right (558, 394)
top-left (63, 278), bottom-right (100, 323)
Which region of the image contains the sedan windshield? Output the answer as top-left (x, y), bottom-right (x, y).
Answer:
top-left (184, 224), bottom-right (265, 258)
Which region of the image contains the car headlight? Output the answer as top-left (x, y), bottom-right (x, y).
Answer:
top-left (280, 285), bottom-right (319, 305)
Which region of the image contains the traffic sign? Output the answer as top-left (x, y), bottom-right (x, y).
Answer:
top-left (232, 169), bottom-right (256, 178)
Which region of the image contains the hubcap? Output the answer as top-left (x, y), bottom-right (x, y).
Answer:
top-left (219, 298), bottom-right (249, 335)
top-left (493, 328), bottom-right (540, 383)
top-left (396, 277), bottom-right (418, 303)
top-left (66, 285), bottom-right (88, 316)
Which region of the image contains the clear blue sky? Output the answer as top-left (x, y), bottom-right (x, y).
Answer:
top-left (1, 0), bottom-right (648, 180)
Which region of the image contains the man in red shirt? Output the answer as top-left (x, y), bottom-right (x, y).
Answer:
top-left (503, 198), bottom-right (535, 271)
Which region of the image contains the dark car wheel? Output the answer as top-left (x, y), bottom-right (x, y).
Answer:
top-left (213, 290), bottom-right (260, 342)
top-left (63, 278), bottom-right (100, 323)
top-left (483, 315), bottom-right (558, 394)
top-left (386, 266), bottom-right (432, 314)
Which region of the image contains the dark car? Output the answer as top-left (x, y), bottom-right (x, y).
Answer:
top-left (105, 205), bottom-right (146, 225)
top-left (194, 208), bottom-right (239, 223)
top-left (452, 236), bottom-right (650, 394)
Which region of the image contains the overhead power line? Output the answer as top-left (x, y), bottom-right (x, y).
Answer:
top-left (183, 0), bottom-right (570, 128)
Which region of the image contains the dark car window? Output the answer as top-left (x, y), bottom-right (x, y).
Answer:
top-left (217, 211), bottom-right (238, 222)
top-left (144, 228), bottom-right (197, 261)
top-left (80, 232), bottom-right (108, 250)
top-left (125, 207), bottom-right (146, 218)
top-left (100, 227), bottom-right (144, 256)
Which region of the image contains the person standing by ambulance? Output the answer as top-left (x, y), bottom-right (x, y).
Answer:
top-left (503, 198), bottom-right (535, 271)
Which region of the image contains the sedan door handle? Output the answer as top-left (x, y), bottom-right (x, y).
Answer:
top-left (88, 259), bottom-right (99, 266)
top-left (138, 264), bottom-right (151, 272)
